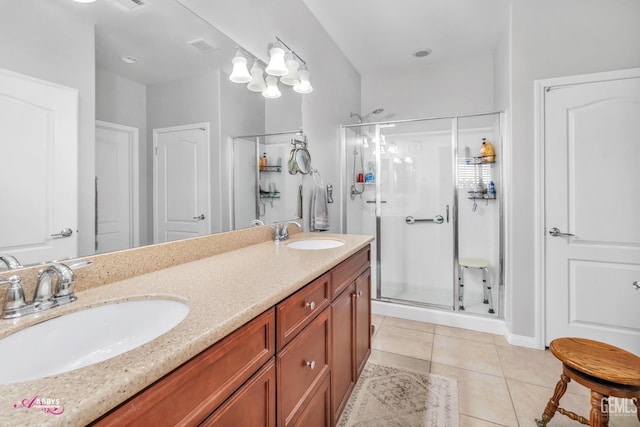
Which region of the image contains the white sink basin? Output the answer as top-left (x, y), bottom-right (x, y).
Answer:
top-left (0, 299), bottom-right (189, 385)
top-left (287, 239), bottom-right (345, 250)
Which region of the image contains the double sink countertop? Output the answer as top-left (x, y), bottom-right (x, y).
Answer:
top-left (0, 231), bottom-right (373, 426)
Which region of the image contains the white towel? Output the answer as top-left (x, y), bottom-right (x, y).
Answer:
top-left (311, 185), bottom-right (330, 231)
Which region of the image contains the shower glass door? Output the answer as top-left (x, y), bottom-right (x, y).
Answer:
top-left (376, 119), bottom-right (454, 307)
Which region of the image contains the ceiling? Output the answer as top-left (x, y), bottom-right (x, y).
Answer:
top-left (54, 0), bottom-right (235, 85)
top-left (301, 0), bottom-right (511, 74)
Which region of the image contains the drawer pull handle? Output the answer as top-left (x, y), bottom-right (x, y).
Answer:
top-left (305, 301), bottom-right (316, 310)
top-left (305, 360), bottom-right (316, 370)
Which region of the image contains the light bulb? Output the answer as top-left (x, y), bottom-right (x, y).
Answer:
top-left (247, 61), bottom-right (267, 92)
top-left (229, 52), bottom-right (251, 83)
top-left (265, 46), bottom-right (288, 76)
top-left (293, 68), bottom-right (313, 94)
top-left (262, 76), bottom-right (281, 99)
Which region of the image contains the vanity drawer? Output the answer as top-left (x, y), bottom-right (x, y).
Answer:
top-left (276, 272), bottom-right (330, 350)
top-left (92, 308), bottom-right (275, 426)
top-left (277, 308), bottom-right (331, 427)
top-left (331, 246), bottom-right (370, 298)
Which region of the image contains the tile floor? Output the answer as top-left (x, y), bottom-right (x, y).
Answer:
top-left (369, 314), bottom-right (639, 427)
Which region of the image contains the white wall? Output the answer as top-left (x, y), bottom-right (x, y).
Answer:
top-left (361, 55), bottom-right (495, 121)
top-left (508, 0), bottom-right (640, 339)
top-left (96, 68), bottom-right (149, 245)
top-left (0, 0), bottom-right (96, 256)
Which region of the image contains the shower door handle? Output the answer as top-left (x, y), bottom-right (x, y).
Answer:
top-left (405, 215), bottom-right (444, 225)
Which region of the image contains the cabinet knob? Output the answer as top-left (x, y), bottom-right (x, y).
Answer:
top-left (305, 360), bottom-right (316, 370)
top-left (305, 301), bottom-right (316, 310)
top-left (352, 290), bottom-right (362, 299)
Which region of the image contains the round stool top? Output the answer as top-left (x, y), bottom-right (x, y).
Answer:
top-left (550, 337), bottom-right (640, 386)
top-left (459, 258), bottom-right (489, 268)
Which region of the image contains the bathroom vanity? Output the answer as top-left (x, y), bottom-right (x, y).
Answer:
top-left (0, 230), bottom-right (372, 426)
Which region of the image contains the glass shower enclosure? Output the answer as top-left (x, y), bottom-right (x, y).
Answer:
top-left (342, 112), bottom-right (504, 317)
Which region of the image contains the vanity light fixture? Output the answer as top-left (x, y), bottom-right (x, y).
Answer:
top-left (293, 65), bottom-right (313, 94)
top-left (265, 41), bottom-right (288, 76)
top-left (247, 60), bottom-right (267, 92)
top-left (229, 49), bottom-right (252, 83)
top-left (280, 53), bottom-right (301, 86)
top-left (229, 37), bottom-right (313, 98)
top-left (262, 76), bottom-right (282, 99)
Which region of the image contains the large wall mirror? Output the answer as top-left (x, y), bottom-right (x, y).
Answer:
top-left (0, 0), bottom-right (302, 266)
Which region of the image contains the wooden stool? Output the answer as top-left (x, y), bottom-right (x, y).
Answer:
top-left (536, 337), bottom-right (640, 427)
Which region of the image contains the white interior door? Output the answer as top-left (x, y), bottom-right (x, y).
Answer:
top-left (154, 124), bottom-right (210, 243)
top-left (95, 121), bottom-right (139, 254)
top-left (544, 72), bottom-right (640, 353)
top-left (0, 68), bottom-right (78, 265)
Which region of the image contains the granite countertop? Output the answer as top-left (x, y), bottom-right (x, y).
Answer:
top-left (0, 232), bottom-right (373, 426)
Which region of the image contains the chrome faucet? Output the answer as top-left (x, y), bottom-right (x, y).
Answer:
top-left (272, 221), bottom-right (302, 242)
top-left (0, 260), bottom-right (91, 319)
top-left (0, 255), bottom-right (22, 270)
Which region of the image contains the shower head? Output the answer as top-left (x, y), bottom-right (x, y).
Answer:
top-left (350, 108), bottom-right (385, 123)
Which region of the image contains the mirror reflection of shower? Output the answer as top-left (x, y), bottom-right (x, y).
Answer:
top-left (349, 108), bottom-right (384, 199)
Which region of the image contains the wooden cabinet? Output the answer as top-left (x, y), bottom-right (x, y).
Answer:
top-left (91, 308), bottom-right (275, 426)
top-left (354, 268), bottom-right (371, 378)
top-left (330, 247), bottom-right (371, 425)
top-left (92, 246), bottom-right (370, 427)
top-left (201, 358), bottom-right (276, 427)
top-left (276, 272), bottom-right (330, 351)
top-left (277, 308), bottom-right (331, 426)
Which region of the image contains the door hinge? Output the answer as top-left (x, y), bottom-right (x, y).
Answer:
top-left (154, 146), bottom-right (158, 155)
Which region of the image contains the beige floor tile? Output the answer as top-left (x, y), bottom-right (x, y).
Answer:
top-left (371, 324), bottom-right (434, 361)
top-left (383, 316), bottom-right (436, 333)
top-left (432, 334), bottom-right (503, 377)
top-left (493, 334), bottom-right (510, 347)
top-left (459, 415), bottom-right (506, 427)
top-left (431, 363), bottom-right (518, 426)
top-left (371, 314), bottom-right (385, 339)
top-left (507, 378), bottom-right (591, 427)
top-left (496, 345), bottom-right (588, 396)
top-left (435, 324), bottom-right (496, 344)
top-left (368, 349), bottom-right (431, 373)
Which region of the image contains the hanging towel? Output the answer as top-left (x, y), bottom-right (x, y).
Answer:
top-left (310, 185), bottom-right (330, 231)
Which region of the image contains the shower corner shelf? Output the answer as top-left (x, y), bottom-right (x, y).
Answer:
top-left (461, 156), bottom-right (497, 165)
top-left (260, 191), bottom-right (280, 199)
top-left (260, 165), bottom-right (281, 172)
top-left (467, 192), bottom-right (496, 200)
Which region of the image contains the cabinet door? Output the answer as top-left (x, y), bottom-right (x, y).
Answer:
top-left (277, 309), bottom-right (331, 427)
top-left (292, 372), bottom-right (331, 427)
top-left (355, 268), bottom-right (371, 378)
top-left (330, 285), bottom-right (355, 425)
top-left (201, 358), bottom-right (276, 427)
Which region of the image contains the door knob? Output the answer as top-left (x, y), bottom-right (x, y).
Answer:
top-left (633, 281), bottom-right (639, 291)
top-left (193, 214), bottom-right (205, 220)
top-left (549, 227), bottom-right (574, 237)
top-left (51, 228), bottom-right (73, 238)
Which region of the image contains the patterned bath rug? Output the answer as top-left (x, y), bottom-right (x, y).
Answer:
top-left (337, 362), bottom-right (459, 427)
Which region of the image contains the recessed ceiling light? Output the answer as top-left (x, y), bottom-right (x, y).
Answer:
top-left (413, 49), bottom-right (432, 58)
top-left (121, 55), bottom-right (138, 64)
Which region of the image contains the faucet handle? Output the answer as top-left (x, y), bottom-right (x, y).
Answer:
top-left (0, 275), bottom-right (27, 316)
